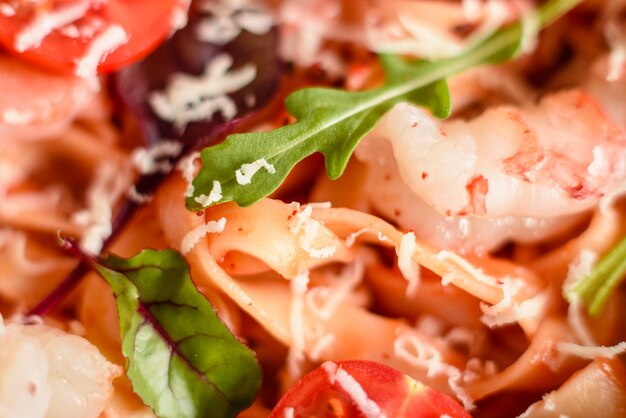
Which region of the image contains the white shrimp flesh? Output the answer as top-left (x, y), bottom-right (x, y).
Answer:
top-left (356, 68), bottom-right (626, 251)
top-left (0, 318), bottom-right (121, 418)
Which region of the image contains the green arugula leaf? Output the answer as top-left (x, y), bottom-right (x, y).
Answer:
top-left (73, 244), bottom-right (261, 418)
top-left (567, 234), bottom-right (626, 317)
top-left (187, 0), bottom-right (582, 211)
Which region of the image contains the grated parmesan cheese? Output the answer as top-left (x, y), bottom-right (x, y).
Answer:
top-left (587, 146), bottom-right (611, 178)
top-left (308, 333), bottom-right (336, 361)
top-left (543, 391), bottom-right (556, 411)
top-left (65, 16), bottom-right (105, 39)
top-left (564, 250), bottom-right (598, 346)
top-left (194, 180), bottom-right (223, 207)
top-left (345, 227), bottom-right (392, 247)
top-left (445, 326), bottom-right (481, 354)
top-left (127, 186), bottom-right (153, 204)
top-left (393, 330), bottom-right (474, 410)
top-left (564, 249), bottom-right (598, 289)
top-left (480, 279), bottom-right (548, 328)
top-left (530, 341), bottom-right (566, 372)
top-left (416, 315), bottom-right (445, 337)
top-left (14, 0), bottom-right (91, 52)
top-left (132, 141), bottom-right (183, 175)
top-left (287, 271), bottom-right (309, 381)
top-left (71, 162), bottom-right (130, 255)
top-left (176, 151), bottom-right (201, 197)
top-left (556, 341), bottom-right (626, 359)
top-left (322, 361), bottom-right (386, 418)
top-left (60, 24), bottom-right (81, 38)
top-left (195, 0), bottom-right (273, 45)
top-left (567, 297), bottom-right (597, 347)
top-left (434, 251), bottom-right (500, 286)
top-left (0, 3), bottom-right (15, 17)
top-left (148, 53), bottom-right (256, 131)
top-left (462, 358), bottom-right (497, 384)
top-left (397, 232), bottom-right (421, 297)
top-left (288, 203), bottom-right (337, 259)
top-left (180, 217), bottom-right (227, 254)
top-left (74, 200), bottom-right (111, 255)
top-left (289, 202), bottom-right (310, 233)
top-left (461, 0), bottom-right (481, 21)
top-left (75, 24), bottom-right (129, 79)
top-left (298, 222), bottom-right (336, 259)
top-left (170, 0), bottom-right (192, 34)
top-left (235, 158), bottom-right (275, 185)
top-left (305, 261), bottom-right (364, 320)
top-left (440, 272), bottom-right (456, 286)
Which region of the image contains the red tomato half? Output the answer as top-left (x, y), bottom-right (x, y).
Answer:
top-left (270, 360), bottom-right (471, 418)
top-left (0, 0), bottom-right (189, 75)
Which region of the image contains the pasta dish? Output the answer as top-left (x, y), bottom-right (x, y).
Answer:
top-left (1, 0), bottom-right (625, 417)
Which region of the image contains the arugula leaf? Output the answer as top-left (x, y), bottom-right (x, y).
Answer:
top-left (187, 0), bottom-right (582, 211)
top-left (567, 235), bottom-right (626, 317)
top-left (68, 243), bottom-right (261, 418)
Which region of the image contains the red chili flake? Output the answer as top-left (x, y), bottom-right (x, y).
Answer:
top-left (466, 175), bottom-right (489, 216)
top-left (196, 210), bottom-right (204, 217)
top-left (27, 382), bottom-right (37, 396)
top-left (421, 172), bottom-right (428, 180)
top-left (452, 22), bottom-right (476, 38)
top-left (411, 122), bottom-right (418, 128)
top-left (394, 209), bottom-right (401, 217)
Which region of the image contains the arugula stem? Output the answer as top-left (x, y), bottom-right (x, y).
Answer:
top-left (570, 235), bottom-right (626, 317)
top-left (330, 0), bottom-right (581, 119)
top-left (27, 199), bottom-right (138, 317)
top-left (189, 0), bottom-right (582, 211)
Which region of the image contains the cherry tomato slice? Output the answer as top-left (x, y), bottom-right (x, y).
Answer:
top-left (0, 0), bottom-right (190, 75)
top-left (270, 360), bottom-right (471, 418)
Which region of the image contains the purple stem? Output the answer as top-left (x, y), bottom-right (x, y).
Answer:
top-left (28, 199), bottom-right (138, 317)
top-left (26, 117), bottom-right (249, 317)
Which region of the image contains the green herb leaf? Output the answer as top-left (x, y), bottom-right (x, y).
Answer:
top-left (567, 235), bottom-right (626, 317)
top-left (187, 0), bottom-right (581, 211)
top-left (79, 246), bottom-right (261, 418)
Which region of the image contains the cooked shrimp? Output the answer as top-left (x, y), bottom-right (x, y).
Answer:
top-left (0, 317), bottom-right (121, 418)
top-left (354, 73), bottom-right (626, 252)
top-left (364, 89), bottom-right (626, 220)
top-left (355, 136), bottom-right (585, 252)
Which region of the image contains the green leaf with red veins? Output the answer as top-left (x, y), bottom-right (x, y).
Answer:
top-left (187, 0), bottom-right (582, 211)
top-left (86, 248), bottom-right (261, 418)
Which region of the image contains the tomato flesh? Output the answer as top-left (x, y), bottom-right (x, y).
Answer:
top-left (270, 360), bottom-right (471, 418)
top-left (0, 0), bottom-right (188, 75)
